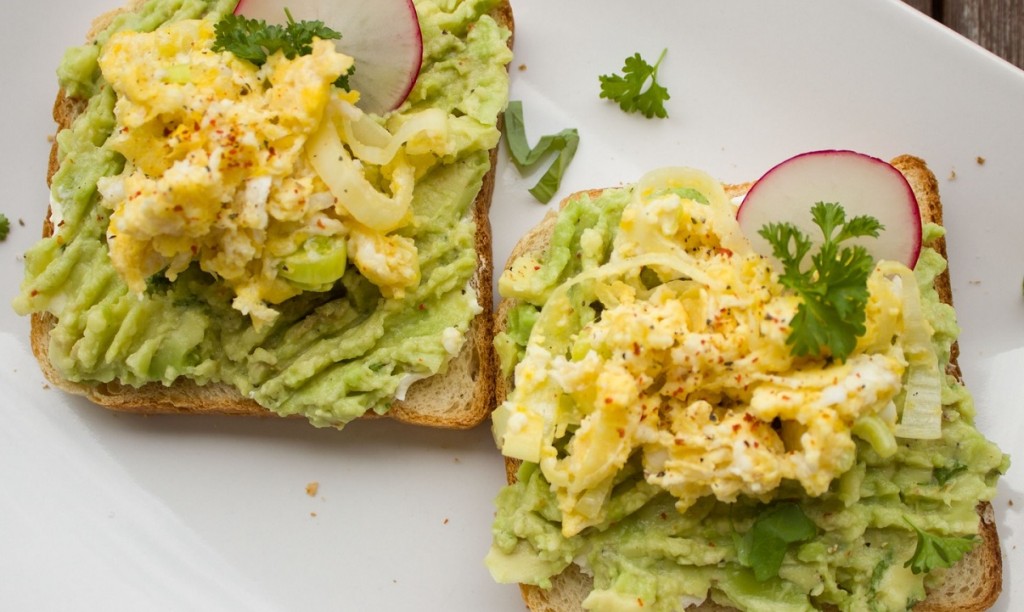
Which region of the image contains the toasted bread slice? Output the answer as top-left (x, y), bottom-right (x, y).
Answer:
top-left (27, 0), bottom-right (513, 429)
top-left (494, 156), bottom-right (1002, 610)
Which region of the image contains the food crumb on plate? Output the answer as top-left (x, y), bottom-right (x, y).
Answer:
top-left (306, 481), bottom-right (319, 497)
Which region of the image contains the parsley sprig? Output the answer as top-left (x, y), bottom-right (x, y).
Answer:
top-left (212, 10), bottom-right (353, 88)
top-left (904, 518), bottom-right (976, 574)
top-left (599, 49), bottom-right (671, 119)
top-left (759, 202), bottom-right (883, 362)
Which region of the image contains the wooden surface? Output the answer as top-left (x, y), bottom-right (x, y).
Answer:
top-left (903, 0), bottom-right (1024, 69)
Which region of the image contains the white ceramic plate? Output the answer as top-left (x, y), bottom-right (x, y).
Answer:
top-left (1, 1), bottom-right (1021, 610)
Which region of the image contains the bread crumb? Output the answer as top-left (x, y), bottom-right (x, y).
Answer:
top-left (1009, 499), bottom-right (1014, 507)
top-left (948, 169), bottom-right (957, 180)
top-left (305, 481), bottom-right (319, 497)
top-left (18, 218), bottom-right (24, 227)
top-left (518, 63), bottom-right (527, 71)
top-left (310, 512), bottom-right (317, 518)
top-left (443, 518), bottom-right (449, 525)
top-left (976, 156), bottom-right (986, 165)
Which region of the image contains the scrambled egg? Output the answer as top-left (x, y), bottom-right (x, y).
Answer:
top-left (96, 19), bottom-right (446, 326)
top-left (494, 168), bottom-right (926, 537)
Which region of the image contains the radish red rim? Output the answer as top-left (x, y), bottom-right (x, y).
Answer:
top-left (737, 150), bottom-right (923, 269)
top-left (233, 0), bottom-right (423, 114)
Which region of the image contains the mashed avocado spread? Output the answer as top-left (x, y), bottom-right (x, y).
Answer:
top-left (486, 171), bottom-right (1008, 611)
top-left (13, 0), bottom-right (512, 427)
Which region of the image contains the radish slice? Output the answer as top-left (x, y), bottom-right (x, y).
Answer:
top-left (737, 150), bottom-right (922, 269)
top-left (234, 0), bottom-right (423, 115)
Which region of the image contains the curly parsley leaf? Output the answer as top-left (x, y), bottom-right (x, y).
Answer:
top-left (504, 100), bottom-right (580, 204)
top-left (758, 202), bottom-right (883, 362)
top-left (904, 518), bottom-right (976, 574)
top-left (599, 49), bottom-right (670, 119)
top-left (334, 64), bottom-right (355, 91)
top-left (734, 503), bottom-right (818, 581)
top-left (213, 9), bottom-right (340, 68)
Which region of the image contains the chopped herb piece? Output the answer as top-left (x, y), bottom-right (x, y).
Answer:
top-left (504, 100), bottom-right (580, 204)
top-left (735, 503), bottom-right (817, 581)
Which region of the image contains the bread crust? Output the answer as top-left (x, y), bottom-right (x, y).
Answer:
top-left (494, 157), bottom-right (1001, 611)
top-left (29, 0), bottom-right (513, 429)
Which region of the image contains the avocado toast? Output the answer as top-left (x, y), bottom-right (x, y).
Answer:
top-left (15, 0), bottom-right (513, 428)
top-left (487, 156), bottom-right (1007, 611)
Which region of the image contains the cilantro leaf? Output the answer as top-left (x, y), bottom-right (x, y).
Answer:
top-left (504, 100), bottom-right (580, 204)
top-left (758, 202), bottom-right (883, 362)
top-left (599, 49), bottom-right (670, 119)
top-left (0, 213), bottom-right (9, 241)
top-left (904, 518), bottom-right (976, 574)
top-left (213, 10), bottom-right (341, 68)
top-left (734, 503), bottom-right (817, 581)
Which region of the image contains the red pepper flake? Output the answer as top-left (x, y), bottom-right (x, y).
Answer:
top-left (418, 303), bottom-right (426, 311)
top-left (30, 290), bottom-right (38, 297)
top-left (732, 424), bottom-right (742, 433)
top-left (617, 428), bottom-right (625, 438)
top-left (604, 397), bottom-right (613, 405)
